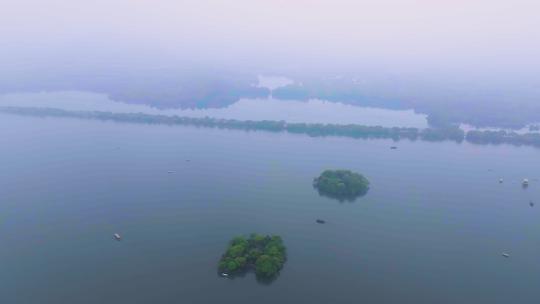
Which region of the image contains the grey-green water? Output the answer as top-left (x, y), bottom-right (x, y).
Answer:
top-left (1, 113), bottom-right (539, 303)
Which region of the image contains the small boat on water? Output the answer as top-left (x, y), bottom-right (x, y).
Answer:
top-left (221, 273), bottom-right (229, 277)
top-left (523, 179), bottom-right (529, 187)
top-left (113, 233), bottom-right (122, 241)
top-left (502, 253), bottom-right (510, 258)
top-left (167, 171), bottom-right (176, 174)
top-left (390, 146), bottom-right (398, 150)
top-left (316, 219), bottom-right (326, 224)
top-left (499, 178), bottom-right (504, 183)
top-left (530, 201), bottom-right (535, 207)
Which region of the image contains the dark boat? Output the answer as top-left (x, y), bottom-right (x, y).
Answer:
top-left (530, 201), bottom-right (535, 207)
top-left (390, 146), bottom-right (398, 150)
top-left (316, 219), bottom-right (326, 224)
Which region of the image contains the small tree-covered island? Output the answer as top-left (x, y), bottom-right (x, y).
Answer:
top-left (218, 234), bottom-right (287, 280)
top-left (313, 169), bottom-right (370, 201)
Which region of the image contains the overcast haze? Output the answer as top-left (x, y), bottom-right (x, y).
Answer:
top-left (4, 4), bottom-right (540, 303)
top-left (3, 0), bottom-right (540, 75)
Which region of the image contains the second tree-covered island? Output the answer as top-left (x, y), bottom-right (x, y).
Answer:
top-left (218, 234), bottom-right (287, 281)
top-left (313, 169), bottom-right (370, 201)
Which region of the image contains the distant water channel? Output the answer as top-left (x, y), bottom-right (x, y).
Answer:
top-left (0, 90), bottom-right (429, 128)
top-left (1, 112), bottom-right (539, 304)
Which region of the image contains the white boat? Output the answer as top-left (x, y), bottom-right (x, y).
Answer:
top-left (502, 253), bottom-right (510, 258)
top-left (113, 233), bottom-right (122, 240)
top-left (221, 273), bottom-right (229, 277)
top-left (523, 179), bottom-right (529, 186)
top-left (499, 178), bottom-right (503, 183)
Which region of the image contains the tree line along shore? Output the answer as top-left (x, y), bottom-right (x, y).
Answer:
top-left (2, 106), bottom-right (540, 148)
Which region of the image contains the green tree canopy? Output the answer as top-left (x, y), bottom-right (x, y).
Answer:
top-left (313, 169), bottom-right (370, 201)
top-left (218, 234), bottom-right (287, 280)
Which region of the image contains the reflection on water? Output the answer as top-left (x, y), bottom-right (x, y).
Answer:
top-left (0, 91), bottom-right (428, 128)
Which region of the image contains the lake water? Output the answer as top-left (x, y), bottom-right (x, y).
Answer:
top-left (0, 91), bottom-right (428, 128)
top-left (1, 112), bottom-right (539, 303)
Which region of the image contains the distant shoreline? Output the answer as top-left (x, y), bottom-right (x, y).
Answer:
top-left (1, 106), bottom-right (539, 148)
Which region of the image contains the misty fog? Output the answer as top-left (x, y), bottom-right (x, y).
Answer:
top-left (1, 0), bottom-right (540, 127)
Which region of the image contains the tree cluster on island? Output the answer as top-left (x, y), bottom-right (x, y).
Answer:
top-left (313, 169), bottom-right (370, 201)
top-left (218, 234), bottom-right (286, 280)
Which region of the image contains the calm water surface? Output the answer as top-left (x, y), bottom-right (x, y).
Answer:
top-left (1, 113), bottom-right (539, 303)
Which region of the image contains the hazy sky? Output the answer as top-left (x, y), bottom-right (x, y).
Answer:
top-left (2, 0), bottom-right (540, 75)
